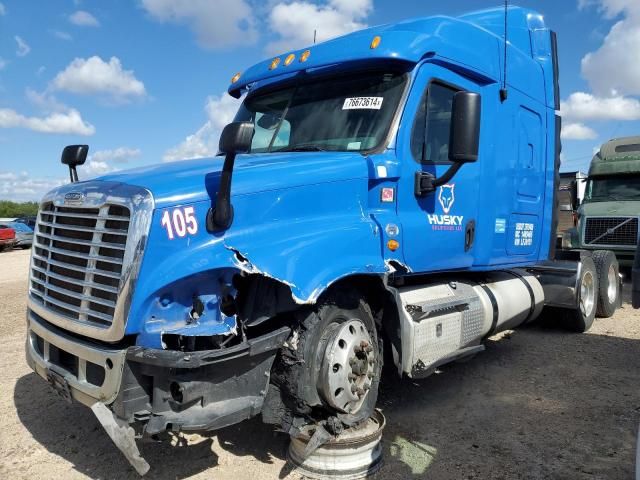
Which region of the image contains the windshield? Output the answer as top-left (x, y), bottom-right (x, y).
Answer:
top-left (233, 71), bottom-right (407, 153)
top-left (585, 175), bottom-right (640, 202)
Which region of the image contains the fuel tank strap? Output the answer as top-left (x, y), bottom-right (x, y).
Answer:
top-left (479, 283), bottom-right (499, 341)
top-left (504, 270), bottom-right (537, 324)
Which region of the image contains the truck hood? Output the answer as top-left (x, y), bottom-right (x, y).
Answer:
top-left (579, 200), bottom-right (640, 217)
top-left (97, 152), bottom-right (368, 208)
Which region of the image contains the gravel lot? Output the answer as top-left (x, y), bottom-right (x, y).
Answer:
top-left (1, 247), bottom-right (639, 479)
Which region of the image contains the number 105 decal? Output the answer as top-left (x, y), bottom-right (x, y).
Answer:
top-left (161, 207), bottom-right (198, 240)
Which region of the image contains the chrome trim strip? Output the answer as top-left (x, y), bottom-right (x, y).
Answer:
top-left (28, 181), bottom-right (154, 342)
top-left (27, 312), bottom-right (126, 406)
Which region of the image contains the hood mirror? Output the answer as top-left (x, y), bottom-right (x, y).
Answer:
top-left (61, 145), bottom-right (89, 183)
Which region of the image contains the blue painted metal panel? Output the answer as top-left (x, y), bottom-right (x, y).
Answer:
top-left (80, 5), bottom-right (559, 346)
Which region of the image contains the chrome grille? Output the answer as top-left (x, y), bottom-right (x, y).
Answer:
top-left (584, 217), bottom-right (639, 247)
top-left (30, 202), bottom-right (131, 327)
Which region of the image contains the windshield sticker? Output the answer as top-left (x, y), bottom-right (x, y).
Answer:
top-left (347, 141), bottom-right (362, 150)
top-left (342, 97), bottom-right (383, 110)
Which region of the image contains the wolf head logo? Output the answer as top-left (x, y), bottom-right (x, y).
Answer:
top-left (438, 184), bottom-right (455, 214)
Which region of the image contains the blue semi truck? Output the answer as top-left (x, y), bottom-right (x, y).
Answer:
top-left (25, 6), bottom-right (621, 473)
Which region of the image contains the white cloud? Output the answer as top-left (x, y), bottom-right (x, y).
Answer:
top-left (91, 147), bottom-right (141, 164)
top-left (15, 36), bottom-right (30, 57)
top-left (266, 0), bottom-right (373, 54)
top-left (579, 0), bottom-right (640, 96)
top-left (0, 108), bottom-right (95, 136)
top-left (0, 3), bottom-right (5, 16)
top-left (0, 171), bottom-right (66, 202)
top-left (51, 56), bottom-right (146, 102)
top-left (81, 160), bottom-right (117, 177)
top-left (561, 122), bottom-right (598, 141)
top-left (164, 93), bottom-right (241, 161)
top-left (81, 147), bottom-right (142, 178)
top-left (141, 0), bottom-right (257, 49)
top-left (561, 92), bottom-right (640, 121)
top-left (69, 10), bottom-right (100, 27)
top-left (25, 89), bottom-right (68, 112)
top-left (0, 57), bottom-right (7, 71)
top-left (51, 30), bottom-right (73, 41)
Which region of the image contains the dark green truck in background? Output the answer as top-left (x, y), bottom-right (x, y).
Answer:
top-left (561, 136), bottom-right (638, 317)
top-left (563, 136), bottom-right (640, 267)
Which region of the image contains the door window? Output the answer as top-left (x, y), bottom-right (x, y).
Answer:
top-left (411, 82), bottom-right (458, 163)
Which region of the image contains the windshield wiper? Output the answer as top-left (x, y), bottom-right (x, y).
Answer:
top-left (277, 144), bottom-right (330, 152)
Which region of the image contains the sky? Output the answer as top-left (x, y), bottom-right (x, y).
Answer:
top-left (0, 0), bottom-right (639, 201)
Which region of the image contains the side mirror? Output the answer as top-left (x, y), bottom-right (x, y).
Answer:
top-left (219, 121), bottom-right (254, 154)
top-left (61, 144), bottom-right (89, 183)
top-left (449, 91), bottom-right (481, 163)
top-left (208, 122), bottom-right (255, 232)
top-left (415, 91), bottom-right (481, 197)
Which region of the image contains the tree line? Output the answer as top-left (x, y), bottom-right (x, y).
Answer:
top-left (0, 201), bottom-right (39, 218)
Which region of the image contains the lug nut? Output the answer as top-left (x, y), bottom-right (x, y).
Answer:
top-left (365, 345), bottom-right (373, 353)
top-left (363, 384), bottom-right (370, 391)
top-left (360, 340), bottom-right (369, 348)
top-left (351, 384), bottom-right (357, 393)
top-left (367, 372), bottom-right (374, 379)
top-left (356, 387), bottom-right (365, 396)
top-left (348, 373), bottom-right (357, 381)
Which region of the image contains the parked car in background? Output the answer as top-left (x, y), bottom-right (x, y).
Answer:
top-left (0, 225), bottom-right (17, 251)
top-left (0, 221), bottom-right (33, 249)
top-left (14, 216), bottom-right (37, 229)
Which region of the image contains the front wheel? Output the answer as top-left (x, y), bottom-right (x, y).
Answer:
top-left (592, 250), bottom-right (620, 318)
top-left (278, 291), bottom-right (382, 428)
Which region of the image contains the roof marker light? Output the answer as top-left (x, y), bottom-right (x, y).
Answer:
top-left (370, 35), bottom-right (381, 49)
top-left (230, 72), bottom-right (241, 83)
top-left (299, 49), bottom-right (311, 62)
top-left (284, 53), bottom-right (296, 66)
top-left (269, 57), bottom-right (281, 70)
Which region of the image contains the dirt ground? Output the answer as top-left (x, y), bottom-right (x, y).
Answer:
top-left (1, 247), bottom-right (639, 479)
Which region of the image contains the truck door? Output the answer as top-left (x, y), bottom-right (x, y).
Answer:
top-left (506, 104), bottom-right (544, 257)
top-left (396, 64), bottom-right (483, 272)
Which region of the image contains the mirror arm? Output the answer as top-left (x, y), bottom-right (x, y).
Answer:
top-left (414, 163), bottom-right (463, 197)
top-left (207, 152), bottom-right (236, 231)
top-left (69, 165), bottom-right (79, 183)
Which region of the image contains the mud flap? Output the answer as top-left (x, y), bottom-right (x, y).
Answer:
top-left (91, 402), bottom-right (150, 476)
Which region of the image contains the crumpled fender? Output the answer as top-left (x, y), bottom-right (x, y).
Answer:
top-left (126, 176), bottom-right (387, 343)
top-left (223, 176), bottom-right (387, 303)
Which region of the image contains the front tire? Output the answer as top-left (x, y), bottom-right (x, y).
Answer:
top-left (279, 291), bottom-right (382, 428)
top-left (592, 250), bottom-right (620, 318)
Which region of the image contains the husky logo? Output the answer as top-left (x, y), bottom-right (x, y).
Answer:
top-left (428, 184), bottom-right (463, 230)
top-left (438, 184), bottom-right (455, 214)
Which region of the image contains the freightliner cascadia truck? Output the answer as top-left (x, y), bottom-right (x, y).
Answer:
top-left (25, 6), bottom-right (621, 473)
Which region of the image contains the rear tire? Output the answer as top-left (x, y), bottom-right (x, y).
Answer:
top-left (563, 256), bottom-right (598, 332)
top-left (592, 250), bottom-right (620, 318)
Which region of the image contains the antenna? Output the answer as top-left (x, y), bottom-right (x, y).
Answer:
top-left (500, 0), bottom-right (509, 102)
top-left (313, 29), bottom-right (317, 44)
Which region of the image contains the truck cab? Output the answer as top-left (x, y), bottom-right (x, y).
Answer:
top-left (24, 6), bottom-right (614, 473)
top-left (565, 137), bottom-right (640, 267)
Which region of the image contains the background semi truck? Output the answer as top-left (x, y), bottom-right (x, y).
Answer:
top-left (563, 136), bottom-right (640, 267)
top-left (24, 6), bottom-right (621, 473)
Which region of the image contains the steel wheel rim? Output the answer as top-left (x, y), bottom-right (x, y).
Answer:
top-left (580, 270), bottom-right (595, 317)
top-left (320, 319), bottom-right (375, 415)
top-left (607, 264), bottom-right (617, 304)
